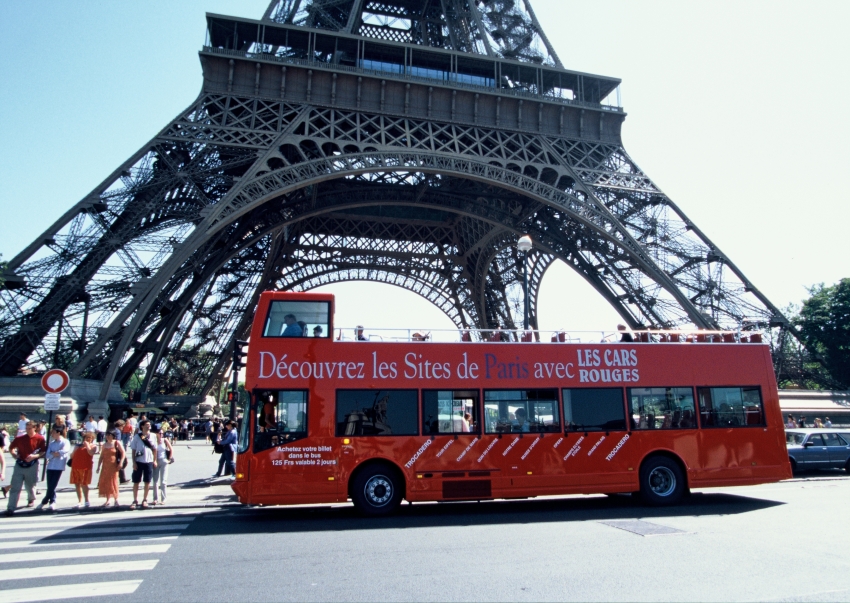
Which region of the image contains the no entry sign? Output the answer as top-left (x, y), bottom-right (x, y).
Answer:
top-left (41, 369), bottom-right (70, 394)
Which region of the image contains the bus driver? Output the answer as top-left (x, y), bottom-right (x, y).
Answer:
top-left (282, 314), bottom-right (302, 337)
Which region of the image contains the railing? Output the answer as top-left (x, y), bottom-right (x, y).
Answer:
top-left (333, 327), bottom-right (764, 344)
top-left (201, 46), bottom-right (624, 113)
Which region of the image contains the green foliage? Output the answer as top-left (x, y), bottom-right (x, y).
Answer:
top-left (795, 279), bottom-right (850, 389)
top-left (121, 368), bottom-right (146, 401)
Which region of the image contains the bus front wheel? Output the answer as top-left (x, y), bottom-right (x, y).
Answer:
top-left (351, 465), bottom-right (403, 517)
top-left (639, 456), bottom-right (685, 506)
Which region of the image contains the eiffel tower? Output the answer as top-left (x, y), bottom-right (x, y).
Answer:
top-left (0, 0), bottom-right (790, 404)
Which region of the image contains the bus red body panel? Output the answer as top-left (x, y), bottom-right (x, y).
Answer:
top-left (231, 291), bottom-right (791, 509)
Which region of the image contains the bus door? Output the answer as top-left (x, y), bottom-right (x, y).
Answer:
top-left (418, 390), bottom-right (494, 500)
top-left (696, 386), bottom-right (776, 479)
top-left (251, 390), bottom-right (338, 502)
top-left (559, 388), bottom-right (632, 490)
top-left (480, 389), bottom-right (564, 495)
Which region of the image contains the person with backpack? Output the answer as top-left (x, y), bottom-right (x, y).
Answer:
top-left (128, 420), bottom-right (157, 509)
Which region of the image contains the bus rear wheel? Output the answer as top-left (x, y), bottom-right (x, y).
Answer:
top-left (352, 465), bottom-right (403, 517)
top-left (639, 456), bottom-right (685, 506)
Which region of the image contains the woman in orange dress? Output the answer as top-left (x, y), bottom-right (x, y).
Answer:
top-left (69, 431), bottom-right (97, 508)
top-left (96, 429), bottom-right (124, 507)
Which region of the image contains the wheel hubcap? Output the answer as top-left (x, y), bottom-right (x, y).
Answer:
top-left (648, 466), bottom-right (676, 497)
top-left (364, 475), bottom-right (392, 506)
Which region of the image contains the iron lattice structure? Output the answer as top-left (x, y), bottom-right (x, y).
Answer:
top-left (0, 0), bottom-right (790, 401)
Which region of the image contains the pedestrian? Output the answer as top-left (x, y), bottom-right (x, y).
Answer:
top-left (129, 420), bottom-right (157, 509)
top-left (95, 416), bottom-right (107, 444)
top-left (66, 416), bottom-right (79, 445)
top-left (785, 414), bottom-right (796, 429)
top-left (214, 420), bottom-right (238, 477)
top-left (798, 416), bottom-right (806, 428)
top-left (0, 429), bottom-right (6, 485)
top-left (814, 418), bottom-right (824, 428)
top-left (5, 421), bottom-right (47, 516)
top-left (204, 419), bottom-right (213, 444)
top-left (96, 429), bottom-right (124, 508)
top-left (83, 415), bottom-right (97, 435)
top-left (16, 413), bottom-right (28, 438)
top-left (121, 416), bottom-right (134, 447)
top-left (824, 417), bottom-right (833, 427)
top-left (37, 425), bottom-right (71, 511)
top-left (152, 427), bottom-right (174, 506)
top-left (69, 431), bottom-right (97, 508)
top-left (1, 427), bottom-right (9, 451)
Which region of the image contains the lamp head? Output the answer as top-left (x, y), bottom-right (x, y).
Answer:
top-left (517, 234), bottom-right (533, 253)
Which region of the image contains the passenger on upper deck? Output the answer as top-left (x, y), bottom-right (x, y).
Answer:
top-left (282, 314), bottom-right (302, 337)
top-left (297, 321), bottom-right (308, 337)
top-left (617, 324), bottom-right (634, 343)
top-left (312, 326), bottom-right (323, 337)
top-left (355, 325), bottom-right (367, 341)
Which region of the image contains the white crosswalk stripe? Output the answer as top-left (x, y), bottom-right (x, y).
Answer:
top-left (0, 510), bottom-right (199, 602)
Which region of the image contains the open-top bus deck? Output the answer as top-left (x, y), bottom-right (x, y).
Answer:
top-left (231, 291), bottom-right (791, 516)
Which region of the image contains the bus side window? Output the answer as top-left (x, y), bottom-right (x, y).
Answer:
top-left (628, 387), bottom-right (696, 430)
top-left (254, 390), bottom-right (308, 452)
top-left (562, 388), bottom-right (626, 432)
top-left (698, 387), bottom-right (764, 428)
top-left (335, 390), bottom-right (419, 437)
top-left (422, 390), bottom-right (479, 435)
top-left (483, 390), bottom-right (559, 433)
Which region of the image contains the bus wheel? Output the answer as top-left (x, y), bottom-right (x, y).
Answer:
top-left (639, 456), bottom-right (685, 506)
top-left (352, 465), bottom-right (403, 517)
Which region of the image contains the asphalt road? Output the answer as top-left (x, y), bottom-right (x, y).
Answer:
top-left (2, 443), bottom-right (848, 602)
top-left (139, 475), bottom-right (849, 602)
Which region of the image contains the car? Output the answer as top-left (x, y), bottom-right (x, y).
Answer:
top-left (786, 429), bottom-right (850, 474)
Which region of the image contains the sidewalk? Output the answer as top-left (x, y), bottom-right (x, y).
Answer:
top-left (1, 439), bottom-right (240, 515)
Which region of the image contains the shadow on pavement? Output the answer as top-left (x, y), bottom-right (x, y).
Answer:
top-left (183, 491), bottom-right (784, 535)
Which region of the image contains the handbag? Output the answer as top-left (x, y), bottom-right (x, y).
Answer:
top-left (213, 443), bottom-right (224, 454)
top-left (67, 447), bottom-right (76, 468)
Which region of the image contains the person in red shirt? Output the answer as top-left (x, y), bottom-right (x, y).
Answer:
top-left (5, 421), bottom-right (47, 515)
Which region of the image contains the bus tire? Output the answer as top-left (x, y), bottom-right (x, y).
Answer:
top-left (351, 464), bottom-right (403, 517)
top-left (639, 456), bottom-right (685, 506)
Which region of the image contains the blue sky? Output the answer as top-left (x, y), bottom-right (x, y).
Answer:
top-left (1, 0), bottom-right (848, 335)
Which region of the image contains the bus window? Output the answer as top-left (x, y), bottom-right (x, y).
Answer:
top-left (263, 300), bottom-right (330, 338)
top-left (698, 387), bottom-right (764, 427)
top-left (628, 387), bottom-right (696, 430)
top-left (254, 390), bottom-right (308, 452)
top-left (335, 390), bottom-right (419, 437)
top-left (422, 390), bottom-right (479, 435)
top-left (563, 388), bottom-right (626, 432)
top-left (483, 390), bottom-right (560, 433)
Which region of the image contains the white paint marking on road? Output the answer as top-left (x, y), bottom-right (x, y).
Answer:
top-left (0, 579), bottom-right (142, 603)
top-left (0, 559), bottom-right (158, 582)
top-left (0, 516), bottom-right (196, 531)
top-left (0, 544), bottom-right (171, 563)
top-left (0, 524), bottom-right (190, 540)
top-left (0, 535), bottom-right (177, 551)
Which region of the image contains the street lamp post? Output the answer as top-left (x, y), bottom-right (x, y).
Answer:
top-left (517, 235), bottom-right (533, 331)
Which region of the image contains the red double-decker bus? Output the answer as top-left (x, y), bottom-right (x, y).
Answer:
top-left (231, 291), bottom-right (791, 515)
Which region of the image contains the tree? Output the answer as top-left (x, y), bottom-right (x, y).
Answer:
top-left (795, 279), bottom-right (850, 389)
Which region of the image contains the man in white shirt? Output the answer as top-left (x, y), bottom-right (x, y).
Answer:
top-left (96, 416), bottom-right (108, 444)
top-left (16, 414), bottom-right (27, 437)
top-left (83, 415), bottom-right (97, 436)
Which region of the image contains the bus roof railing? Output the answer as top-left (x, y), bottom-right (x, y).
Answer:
top-left (333, 328), bottom-right (765, 344)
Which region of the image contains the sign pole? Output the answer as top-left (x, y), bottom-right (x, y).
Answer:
top-left (40, 410), bottom-right (53, 481)
top-left (40, 369), bottom-right (69, 484)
